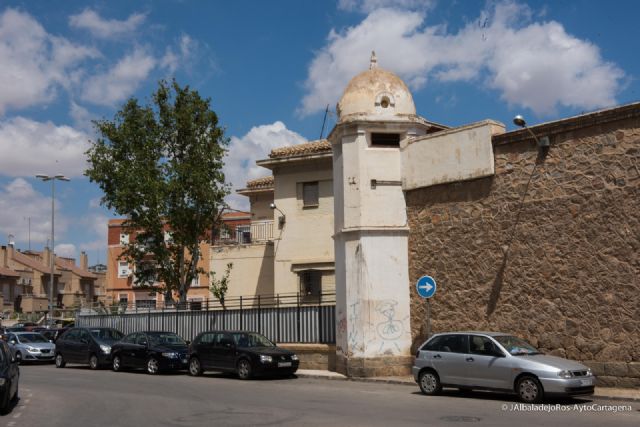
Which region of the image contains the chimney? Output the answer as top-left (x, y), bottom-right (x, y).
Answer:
top-left (0, 246), bottom-right (6, 268)
top-left (80, 251), bottom-right (88, 270)
top-left (6, 243), bottom-right (14, 265)
top-left (43, 246), bottom-right (51, 267)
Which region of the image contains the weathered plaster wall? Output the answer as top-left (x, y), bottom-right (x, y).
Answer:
top-left (210, 243), bottom-right (274, 301)
top-left (406, 114), bottom-right (640, 387)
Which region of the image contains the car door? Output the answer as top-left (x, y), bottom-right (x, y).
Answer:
top-left (57, 329), bottom-right (77, 362)
top-left (466, 335), bottom-right (513, 390)
top-left (209, 333), bottom-right (235, 370)
top-left (426, 334), bottom-right (470, 386)
top-left (76, 329), bottom-right (92, 364)
top-left (195, 333), bottom-right (216, 369)
top-left (0, 342), bottom-right (18, 399)
top-left (133, 333), bottom-right (150, 368)
top-left (117, 333), bottom-right (138, 367)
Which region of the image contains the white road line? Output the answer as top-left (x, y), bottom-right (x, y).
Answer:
top-left (12, 412), bottom-right (21, 418)
top-left (7, 421), bottom-right (16, 426)
top-left (24, 399), bottom-right (31, 403)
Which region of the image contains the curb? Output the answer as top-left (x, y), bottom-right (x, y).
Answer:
top-left (296, 373), bottom-right (640, 403)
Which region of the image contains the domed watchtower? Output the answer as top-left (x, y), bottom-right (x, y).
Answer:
top-left (328, 53), bottom-right (445, 377)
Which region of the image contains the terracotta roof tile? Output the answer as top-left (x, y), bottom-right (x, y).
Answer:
top-left (269, 139), bottom-right (331, 159)
top-left (0, 266), bottom-right (19, 277)
top-left (245, 176), bottom-right (274, 190)
top-left (12, 251), bottom-right (60, 274)
top-left (56, 258), bottom-right (97, 279)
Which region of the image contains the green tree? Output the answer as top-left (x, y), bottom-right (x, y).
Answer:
top-left (86, 80), bottom-right (229, 304)
top-left (209, 262), bottom-right (233, 309)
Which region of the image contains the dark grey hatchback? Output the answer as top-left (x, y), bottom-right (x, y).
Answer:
top-left (111, 331), bottom-right (189, 374)
top-left (188, 331), bottom-right (299, 379)
top-left (55, 327), bottom-right (124, 369)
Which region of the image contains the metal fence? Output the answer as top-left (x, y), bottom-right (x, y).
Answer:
top-left (76, 292), bottom-right (336, 344)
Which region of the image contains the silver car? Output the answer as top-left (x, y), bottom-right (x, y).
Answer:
top-left (413, 332), bottom-right (595, 403)
top-left (6, 332), bottom-right (56, 363)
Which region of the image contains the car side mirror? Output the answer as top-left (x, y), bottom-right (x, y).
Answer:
top-left (185, 340), bottom-right (191, 346)
top-left (9, 340), bottom-right (16, 345)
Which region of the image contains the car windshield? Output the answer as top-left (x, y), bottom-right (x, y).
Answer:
top-left (90, 329), bottom-right (123, 341)
top-left (231, 332), bottom-right (275, 348)
top-left (147, 333), bottom-right (186, 346)
top-left (494, 335), bottom-right (541, 355)
top-left (18, 333), bottom-right (49, 343)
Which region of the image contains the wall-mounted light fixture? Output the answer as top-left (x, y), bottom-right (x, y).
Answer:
top-left (513, 115), bottom-right (550, 148)
top-left (270, 203), bottom-right (286, 228)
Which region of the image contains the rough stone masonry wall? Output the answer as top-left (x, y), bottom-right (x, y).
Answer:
top-left (406, 115), bottom-right (640, 388)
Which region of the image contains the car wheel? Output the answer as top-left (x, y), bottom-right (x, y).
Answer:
top-left (517, 375), bottom-right (543, 403)
top-left (112, 355), bottom-right (123, 372)
top-left (147, 357), bottom-right (160, 375)
top-left (55, 353), bottom-right (66, 368)
top-left (418, 370), bottom-right (442, 395)
top-left (189, 357), bottom-right (203, 376)
top-left (89, 354), bottom-right (99, 370)
top-left (237, 359), bottom-right (252, 380)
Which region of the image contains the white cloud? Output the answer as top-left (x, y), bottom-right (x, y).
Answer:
top-left (0, 8), bottom-right (98, 115)
top-left (338, 0), bottom-right (434, 13)
top-left (81, 47), bottom-right (157, 106)
top-left (161, 34), bottom-right (196, 74)
top-left (0, 117), bottom-right (90, 178)
top-left (0, 178), bottom-right (69, 246)
top-left (69, 9), bottom-right (146, 39)
top-left (301, 1), bottom-right (624, 117)
top-left (224, 122), bottom-right (306, 210)
top-left (55, 243), bottom-right (77, 258)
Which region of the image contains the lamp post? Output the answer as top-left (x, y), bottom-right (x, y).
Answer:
top-left (35, 174), bottom-right (70, 326)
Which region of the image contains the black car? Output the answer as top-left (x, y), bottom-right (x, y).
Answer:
top-left (55, 327), bottom-right (124, 369)
top-left (188, 331), bottom-right (299, 379)
top-left (111, 331), bottom-right (189, 374)
top-left (0, 340), bottom-right (19, 414)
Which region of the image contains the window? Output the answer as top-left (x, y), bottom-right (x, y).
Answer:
top-left (119, 233), bottom-right (129, 245)
top-left (118, 261), bottom-right (130, 278)
top-left (371, 133), bottom-right (400, 147)
top-left (422, 334), bottom-right (468, 353)
top-left (118, 294), bottom-right (129, 305)
top-left (236, 225), bottom-right (251, 244)
top-left (136, 299), bottom-right (155, 309)
top-left (303, 182), bottom-right (319, 208)
top-left (300, 270), bottom-right (322, 300)
top-left (469, 335), bottom-right (501, 356)
top-left (122, 333), bottom-right (137, 344)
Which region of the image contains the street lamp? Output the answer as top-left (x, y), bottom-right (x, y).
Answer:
top-left (269, 202), bottom-right (286, 228)
top-left (513, 115), bottom-right (550, 148)
top-left (35, 174), bottom-right (70, 326)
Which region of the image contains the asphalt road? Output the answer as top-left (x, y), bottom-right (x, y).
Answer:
top-left (2, 364), bottom-right (639, 427)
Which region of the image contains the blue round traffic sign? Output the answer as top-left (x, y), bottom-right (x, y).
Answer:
top-left (416, 275), bottom-right (437, 298)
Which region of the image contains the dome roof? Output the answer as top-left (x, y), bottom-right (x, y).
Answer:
top-left (337, 53), bottom-right (416, 122)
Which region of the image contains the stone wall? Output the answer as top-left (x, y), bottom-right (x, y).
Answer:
top-left (406, 106), bottom-right (640, 388)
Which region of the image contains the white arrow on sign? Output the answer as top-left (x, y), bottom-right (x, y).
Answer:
top-left (418, 283), bottom-right (433, 292)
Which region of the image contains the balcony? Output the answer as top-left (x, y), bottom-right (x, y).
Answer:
top-left (215, 220), bottom-right (274, 246)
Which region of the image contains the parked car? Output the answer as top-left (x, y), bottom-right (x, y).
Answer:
top-left (6, 332), bottom-right (55, 364)
top-left (111, 331), bottom-right (189, 374)
top-left (188, 331), bottom-right (299, 379)
top-left (0, 340), bottom-right (19, 414)
top-left (55, 327), bottom-right (124, 370)
top-left (413, 332), bottom-right (595, 403)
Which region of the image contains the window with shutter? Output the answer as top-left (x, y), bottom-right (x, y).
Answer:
top-left (303, 182), bottom-right (319, 208)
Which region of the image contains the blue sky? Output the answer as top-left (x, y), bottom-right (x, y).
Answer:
top-left (0, 0), bottom-right (638, 265)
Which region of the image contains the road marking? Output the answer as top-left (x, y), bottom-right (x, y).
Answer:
top-left (7, 422), bottom-right (16, 426)
top-left (24, 399), bottom-right (31, 403)
top-left (12, 412), bottom-right (21, 418)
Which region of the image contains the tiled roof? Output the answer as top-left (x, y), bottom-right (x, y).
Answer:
top-left (56, 258), bottom-right (97, 280)
top-left (0, 266), bottom-right (19, 277)
top-left (269, 139), bottom-right (331, 159)
top-left (245, 176), bottom-right (274, 190)
top-left (12, 251), bottom-right (60, 275)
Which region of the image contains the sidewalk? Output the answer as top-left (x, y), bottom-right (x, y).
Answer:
top-left (296, 370), bottom-right (640, 402)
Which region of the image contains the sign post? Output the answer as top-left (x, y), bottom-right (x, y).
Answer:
top-left (416, 275), bottom-right (437, 338)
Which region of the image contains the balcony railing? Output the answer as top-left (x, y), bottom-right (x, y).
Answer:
top-left (215, 220), bottom-right (274, 245)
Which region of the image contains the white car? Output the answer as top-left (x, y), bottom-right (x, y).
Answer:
top-left (413, 332), bottom-right (595, 403)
